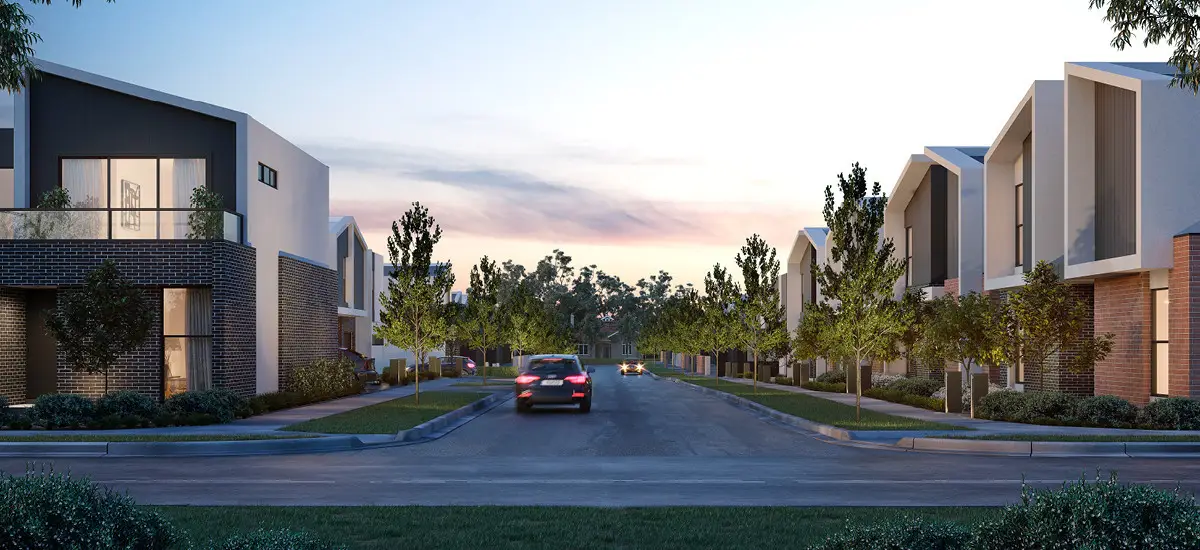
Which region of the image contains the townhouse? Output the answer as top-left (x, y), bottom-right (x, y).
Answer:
top-left (329, 216), bottom-right (384, 359)
top-left (781, 227), bottom-right (829, 379)
top-left (0, 60), bottom-right (336, 403)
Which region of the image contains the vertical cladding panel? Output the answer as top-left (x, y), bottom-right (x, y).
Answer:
top-left (1094, 274), bottom-right (1152, 404)
top-left (930, 165), bottom-right (949, 285)
top-left (1093, 83), bottom-right (1137, 261)
top-left (1022, 135), bottom-right (1034, 271)
top-left (278, 255), bottom-right (338, 391)
top-left (0, 240), bottom-right (258, 399)
top-left (0, 288), bottom-right (27, 403)
top-left (946, 171), bottom-right (959, 279)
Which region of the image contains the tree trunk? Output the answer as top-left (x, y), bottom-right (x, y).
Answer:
top-left (104, 370), bottom-right (109, 396)
top-left (753, 350), bottom-right (759, 394)
top-left (481, 345), bottom-right (488, 385)
top-left (855, 354), bottom-right (863, 422)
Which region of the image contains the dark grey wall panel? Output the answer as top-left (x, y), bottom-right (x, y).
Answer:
top-left (28, 73), bottom-right (237, 212)
top-left (946, 170), bottom-right (959, 279)
top-left (0, 129), bottom-right (13, 169)
top-left (336, 228), bottom-right (348, 308)
top-left (904, 170), bottom-right (933, 287)
top-left (354, 236), bottom-right (365, 310)
top-left (1023, 134), bottom-right (1034, 272)
top-left (1094, 83), bottom-right (1137, 260)
top-left (930, 165), bottom-right (949, 285)
top-left (24, 289), bottom-right (56, 400)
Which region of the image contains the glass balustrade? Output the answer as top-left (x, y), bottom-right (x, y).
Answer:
top-left (0, 209), bottom-right (243, 243)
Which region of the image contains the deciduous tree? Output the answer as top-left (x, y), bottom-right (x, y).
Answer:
top-left (733, 234), bottom-right (789, 392)
top-left (1089, 0), bottom-right (1200, 93)
top-left (0, 1), bottom-right (114, 93)
top-left (917, 292), bottom-right (1006, 411)
top-left (699, 263), bottom-right (740, 382)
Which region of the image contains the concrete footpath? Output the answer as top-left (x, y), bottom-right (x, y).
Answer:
top-left (651, 368), bottom-right (1200, 457)
top-left (0, 378), bottom-right (513, 457)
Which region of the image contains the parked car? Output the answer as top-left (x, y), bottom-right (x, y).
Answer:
top-left (514, 354), bottom-right (595, 413)
top-left (442, 356), bottom-right (477, 375)
top-left (338, 348), bottom-right (379, 384)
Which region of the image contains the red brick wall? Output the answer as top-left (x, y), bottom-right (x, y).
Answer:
top-left (1170, 235), bottom-right (1200, 398)
top-left (944, 278), bottom-right (959, 298)
top-left (1094, 274), bottom-right (1152, 405)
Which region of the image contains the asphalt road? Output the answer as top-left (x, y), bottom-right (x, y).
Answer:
top-left (5, 366), bottom-right (1200, 507)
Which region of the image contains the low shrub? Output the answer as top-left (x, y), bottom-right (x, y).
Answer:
top-left (483, 365), bottom-right (519, 378)
top-left (816, 369), bottom-right (846, 384)
top-left (32, 393), bottom-right (95, 428)
top-left (92, 413), bottom-right (151, 430)
top-left (0, 465), bottom-right (180, 549)
top-left (245, 391), bottom-right (309, 416)
top-left (802, 381), bottom-right (846, 393)
top-left (1013, 391), bottom-right (1080, 424)
top-left (886, 377), bottom-right (943, 398)
top-left (95, 390), bottom-right (159, 420)
top-left (381, 365), bottom-right (405, 385)
top-left (291, 356), bottom-right (363, 401)
top-left (0, 395), bottom-right (8, 411)
top-left (1073, 394), bottom-right (1139, 428)
top-left (1141, 397), bottom-right (1200, 430)
top-left (420, 370), bottom-right (441, 381)
top-left (163, 388), bottom-right (245, 424)
top-left (863, 388), bottom-right (945, 412)
top-left (808, 516), bottom-right (971, 550)
top-left (870, 373), bottom-right (906, 389)
top-left (441, 367), bottom-right (462, 378)
top-left (974, 390), bottom-right (1028, 421)
top-left (972, 473), bottom-right (1200, 549)
top-left (211, 528), bottom-right (344, 550)
top-left (774, 377), bottom-right (794, 386)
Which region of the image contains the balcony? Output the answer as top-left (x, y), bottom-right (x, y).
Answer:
top-left (0, 208), bottom-right (243, 243)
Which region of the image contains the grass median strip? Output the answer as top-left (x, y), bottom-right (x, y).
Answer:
top-left (452, 381), bottom-right (512, 387)
top-left (158, 505), bottom-right (995, 549)
top-left (937, 434), bottom-right (1200, 442)
top-left (282, 391), bottom-right (490, 434)
top-left (672, 377), bottom-right (965, 431)
top-left (0, 434), bottom-right (318, 442)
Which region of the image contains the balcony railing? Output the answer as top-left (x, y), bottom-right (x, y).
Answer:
top-left (0, 208), bottom-right (244, 243)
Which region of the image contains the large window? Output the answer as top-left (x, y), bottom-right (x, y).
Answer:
top-left (60, 158), bottom-right (207, 239)
top-left (1152, 287), bottom-right (1169, 396)
top-left (621, 343), bottom-right (633, 356)
top-left (163, 288), bottom-right (213, 399)
top-left (904, 226), bottom-right (913, 287)
top-left (1015, 181), bottom-right (1024, 267)
top-left (576, 343), bottom-right (590, 356)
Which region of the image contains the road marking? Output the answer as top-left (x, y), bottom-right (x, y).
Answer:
top-left (93, 478), bottom-right (1194, 486)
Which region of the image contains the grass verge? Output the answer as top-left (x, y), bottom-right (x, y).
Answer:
top-left (452, 381), bottom-right (512, 387)
top-left (0, 434), bottom-right (318, 442)
top-left (937, 434), bottom-right (1200, 442)
top-left (158, 505), bottom-right (995, 549)
top-left (675, 378), bottom-right (965, 431)
top-left (282, 391), bottom-right (489, 434)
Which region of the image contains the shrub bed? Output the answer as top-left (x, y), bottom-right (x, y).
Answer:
top-left (863, 388), bottom-right (945, 412)
top-left (802, 381), bottom-right (847, 393)
top-left (809, 474), bottom-right (1200, 550)
top-left (774, 377), bottom-right (795, 386)
top-left (815, 370), bottom-right (847, 384)
top-left (974, 391), bottom-right (1200, 430)
top-left (883, 377), bottom-right (942, 398)
top-left (289, 356), bottom-right (363, 401)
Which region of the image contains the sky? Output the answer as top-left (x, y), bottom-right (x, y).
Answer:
top-left (26, 0), bottom-right (1174, 290)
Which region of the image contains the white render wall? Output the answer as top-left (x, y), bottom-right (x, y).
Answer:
top-left (984, 80), bottom-right (1064, 290)
top-left (244, 117), bottom-right (331, 393)
top-left (1064, 63), bottom-right (1200, 279)
top-left (0, 169), bottom-right (12, 208)
top-left (927, 146), bottom-right (986, 295)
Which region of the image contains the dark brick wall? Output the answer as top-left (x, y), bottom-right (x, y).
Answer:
top-left (0, 240), bottom-right (257, 400)
top-left (278, 256), bottom-right (338, 392)
top-left (0, 288), bottom-right (26, 403)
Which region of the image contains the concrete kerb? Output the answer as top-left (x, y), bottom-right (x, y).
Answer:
top-left (651, 372), bottom-right (1200, 458)
top-left (0, 392), bottom-right (513, 457)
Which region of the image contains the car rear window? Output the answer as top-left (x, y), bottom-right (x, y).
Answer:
top-left (523, 358), bottom-right (582, 375)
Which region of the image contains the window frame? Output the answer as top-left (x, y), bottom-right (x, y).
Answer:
top-left (258, 162), bottom-right (278, 189)
top-left (576, 343), bottom-right (590, 356)
top-left (621, 343), bottom-right (633, 356)
top-left (904, 226), bottom-right (913, 287)
top-left (1151, 286), bottom-right (1170, 397)
top-left (1015, 182), bottom-right (1024, 267)
top-left (161, 286), bottom-right (214, 400)
top-left (58, 156), bottom-right (214, 239)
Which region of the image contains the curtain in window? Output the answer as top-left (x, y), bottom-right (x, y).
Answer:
top-left (186, 288), bottom-right (213, 391)
top-left (162, 159), bottom-right (206, 238)
top-left (61, 159), bottom-right (107, 207)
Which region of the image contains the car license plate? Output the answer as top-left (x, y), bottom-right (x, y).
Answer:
top-left (541, 380), bottom-right (564, 386)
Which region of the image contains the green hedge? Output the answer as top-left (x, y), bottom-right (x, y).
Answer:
top-left (815, 370), bottom-right (847, 384)
top-left (802, 381), bottom-right (847, 393)
top-left (774, 377), bottom-right (795, 386)
top-left (863, 387), bottom-right (945, 412)
top-left (290, 357), bottom-right (363, 401)
top-left (975, 391), bottom-right (1200, 430)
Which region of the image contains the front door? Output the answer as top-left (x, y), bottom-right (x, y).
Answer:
top-left (25, 289), bottom-right (58, 400)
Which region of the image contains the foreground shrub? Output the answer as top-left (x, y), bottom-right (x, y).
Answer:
top-left (211, 528), bottom-right (344, 550)
top-left (32, 393), bottom-right (95, 428)
top-left (95, 390), bottom-right (159, 420)
top-left (972, 473), bottom-right (1200, 549)
top-left (816, 369), bottom-right (846, 384)
top-left (1073, 394), bottom-right (1138, 428)
top-left (802, 381), bottom-right (846, 393)
top-left (1014, 391), bottom-right (1080, 424)
top-left (863, 388), bottom-right (944, 412)
top-left (774, 377), bottom-right (794, 386)
top-left (291, 357), bottom-right (363, 401)
top-left (245, 391), bottom-right (309, 416)
top-left (870, 373), bottom-right (905, 389)
top-left (483, 365), bottom-right (519, 378)
top-left (887, 377), bottom-right (942, 398)
top-left (0, 465), bottom-right (180, 549)
top-left (163, 388), bottom-right (245, 424)
top-left (808, 516), bottom-right (971, 550)
top-left (1141, 397), bottom-right (1200, 430)
top-left (974, 390), bottom-right (1028, 421)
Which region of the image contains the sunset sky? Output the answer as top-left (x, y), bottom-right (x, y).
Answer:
top-left (28, 0), bottom-right (1173, 290)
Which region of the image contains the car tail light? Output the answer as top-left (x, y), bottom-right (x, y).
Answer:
top-left (515, 375), bottom-right (540, 384)
top-left (572, 392), bottom-right (586, 398)
top-left (564, 374), bottom-right (588, 384)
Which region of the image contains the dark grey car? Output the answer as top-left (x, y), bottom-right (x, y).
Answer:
top-left (514, 354), bottom-right (595, 413)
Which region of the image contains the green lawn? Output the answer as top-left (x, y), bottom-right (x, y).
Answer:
top-left (158, 505), bottom-right (996, 549)
top-left (480, 365), bottom-right (520, 378)
top-left (939, 434), bottom-right (1200, 442)
top-left (676, 378), bottom-right (965, 431)
top-left (0, 434), bottom-right (318, 442)
top-left (283, 391), bottom-right (489, 434)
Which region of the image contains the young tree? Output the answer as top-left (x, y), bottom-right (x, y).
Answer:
top-left (463, 256), bottom-right (502, 383)
top-left (699, 264), bottom-right (741, 382)
top-left (1089, 0), bottom-right (1200, 94)
top-left (1001, 260), bottom-right (1115, 390)
top-left (733, 234), bottom-right (789, 392)
top-left (893, 289), bottom-right (933, 376)
top-left (45, 260), bottom-right (153, 394)
top-left (0, 1), bottom-right (114, 93)
top-left (791, 301), bottom-right (839, 382)
top-left (917, 292), bottom-right (1006, 411)
top-left (666, 284), bottom-right (705, 372)
top-left (374, 202), bottom-right (455, 404)
top-left (817, 163), bottom-right (909, 420)
top-left (504, 280), bottom-right (570, 359)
